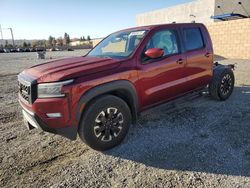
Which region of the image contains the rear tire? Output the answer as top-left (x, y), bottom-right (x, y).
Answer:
top-left (78, 95), bottom-right (132, 151)
top-left (209, 68), bottom-right (235, 101)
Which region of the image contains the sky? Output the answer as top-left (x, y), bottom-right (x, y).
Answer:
top-left (0, 0), bottom-right (192, 40)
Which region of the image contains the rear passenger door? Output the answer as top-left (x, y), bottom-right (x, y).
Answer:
top-left (181, 26), bottom-right (213, 92)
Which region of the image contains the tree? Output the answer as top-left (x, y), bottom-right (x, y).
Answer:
top-left (64, 33), bottom-right (70, 45)
top-left (80, 36), bottom-right (86, 41)
top-left (52, 39), bottom-right (57, 47)
top-left (57, 37), bottom-right (63, 46)
top-left (4, 40), bottom-right (13, 48)
top-left (23, 42), bottom-right (28, 48)
top-left (32, 40), bottom-right (46, 48)
top-left (31, 40), bottom-right (38, 48)
top-left (87, 35), bottom-right (91, 41)
top-left (48, 36), bottom-right (54, 47)
top-left (5, 40), bottom-right (8, 48)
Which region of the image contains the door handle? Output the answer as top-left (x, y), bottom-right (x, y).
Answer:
top-left (205, 52), bottom-right (211, 58)
top-left (176, 59), bottom-right (184, 64)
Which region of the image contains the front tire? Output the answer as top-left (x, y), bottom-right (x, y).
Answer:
top-left (209, 68), bottom-right (235, 101)
top-left (78, 95), bottom-right (132, 151)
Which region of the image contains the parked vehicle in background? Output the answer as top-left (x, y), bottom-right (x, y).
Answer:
top-left (23, 48), bottom-right (31, 52)
top-left (29, 48), bottom-right (36, 52)
top-left (35, 47), bottom-right (46, 52)
top-left (10, 48), bottom-right (17, 53)
top-left (0, 48), bottom-right (4, 53)
top-left (18, 23), bottom-right (235, 151)
top-left (3, 48), bottom-right (10, 53)
top-left (49, 47), bottom-right (61, 52)
top-left (17, 48), bottom-right (24, 52)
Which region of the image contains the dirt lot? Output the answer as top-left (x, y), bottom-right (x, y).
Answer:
top-left (0, 51), bottom-right (250, 187)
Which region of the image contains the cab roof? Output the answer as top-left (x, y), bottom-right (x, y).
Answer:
top-left (118, 23), bottom-right (205, 32)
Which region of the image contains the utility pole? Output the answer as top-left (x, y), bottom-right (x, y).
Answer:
top-left (1, 26), bottom-right (15, 47)
top-left (0, 24), bottom-right (3, 47)
top-left (8, 28), bottom-right (15, 47)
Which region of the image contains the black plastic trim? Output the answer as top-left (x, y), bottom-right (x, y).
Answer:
top-left (21, 100), bottom-right (77, 140)
top-left (34, 115), bottom-right (78, 140)
top-left (76, 80), bottom-right (139, 125)
top-left (18, 72), bottom-right (37, 104)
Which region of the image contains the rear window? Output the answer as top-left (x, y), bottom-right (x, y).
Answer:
top-left (183, 28), bottom-right (204, 51)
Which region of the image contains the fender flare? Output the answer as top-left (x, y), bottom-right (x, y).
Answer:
top-left (76, 80), bottom-right (139, 125)
top-left (213, 63), bottom-right (235, 72)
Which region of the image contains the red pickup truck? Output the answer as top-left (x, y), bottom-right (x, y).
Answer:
top-left (18, 23), bottom-right (235, 150)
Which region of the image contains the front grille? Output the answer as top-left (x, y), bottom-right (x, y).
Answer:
top-left (19, 81), bottom-right (31, 103)
top-left (18, 73), bottom-right (37, 104)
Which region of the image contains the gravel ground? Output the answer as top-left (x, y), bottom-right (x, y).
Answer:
top-left (0, 51), bottom-right (250, 187)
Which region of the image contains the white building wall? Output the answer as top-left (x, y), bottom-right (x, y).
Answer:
top-left (136, 0), bottom-right (250, 26)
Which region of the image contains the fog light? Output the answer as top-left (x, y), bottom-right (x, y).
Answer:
top-left (46, 113), bottom-right (62, 118)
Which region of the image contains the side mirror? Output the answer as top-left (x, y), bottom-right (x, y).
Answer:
top-left (145, 48), bottom-right (164, 59)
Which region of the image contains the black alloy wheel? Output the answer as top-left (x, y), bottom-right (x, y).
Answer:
top-left (220, 74), bottom-right (233, 96)
top-left (78, 95), bottom-right (131, 151)
top-left (94, 107), bottom-right (124, 142)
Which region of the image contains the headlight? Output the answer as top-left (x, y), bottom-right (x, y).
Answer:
top-left (37, 79), bottom-right (74, 98)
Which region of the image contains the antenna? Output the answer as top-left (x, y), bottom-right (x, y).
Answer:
top-left (190, 14), bottom-right (196, 23)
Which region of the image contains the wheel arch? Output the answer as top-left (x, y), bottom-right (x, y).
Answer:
top-left (76, 80), bottom-right (139, 126)
top-left (213, 63), bottom-right (234, 73)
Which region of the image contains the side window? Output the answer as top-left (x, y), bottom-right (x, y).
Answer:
top-left (183, 28), bottom-right (204, 51)
top-left (146, 30), bottom-right (179, 56)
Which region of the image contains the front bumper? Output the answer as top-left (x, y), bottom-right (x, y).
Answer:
top-left (20, 101), bottom-right (78, 140)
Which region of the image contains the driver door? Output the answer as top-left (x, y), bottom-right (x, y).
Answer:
top-left (138, 28), bottom-right (187, 109)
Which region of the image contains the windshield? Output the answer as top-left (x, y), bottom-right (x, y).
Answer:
top-left (88, 30), bottom-right (147, 59)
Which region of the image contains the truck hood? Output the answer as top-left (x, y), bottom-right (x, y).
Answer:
top-left (24, 56), bottom-right (122, 83)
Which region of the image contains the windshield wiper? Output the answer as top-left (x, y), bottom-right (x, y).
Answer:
top-left (102, 56), bottom-right (112, 59)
